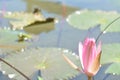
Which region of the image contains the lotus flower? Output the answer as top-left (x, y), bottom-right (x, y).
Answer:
top-left (79, 38), bottom-right (101, 79)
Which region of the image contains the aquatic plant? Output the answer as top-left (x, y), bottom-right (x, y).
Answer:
top-left (1, 2), bottom-right (120, 80)
top-left (0, 29), bottom-right (30, 51)
top-left (1, 48), bottom-right (80, 80)
top-left (79, 38), bottom-right (101, 80)
top-left (67, 10), bottom-right (120, 32)
top-left (63, 10), bottom-right (120, 80)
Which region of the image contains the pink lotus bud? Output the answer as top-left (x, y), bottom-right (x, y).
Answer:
top-left (79, 38), bottom-right (101, 77)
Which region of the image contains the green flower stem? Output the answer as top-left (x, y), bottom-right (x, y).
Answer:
top-left (96, 16), bottom-right (120, 43)
top-left (88, 76), bottom-right (92, 80)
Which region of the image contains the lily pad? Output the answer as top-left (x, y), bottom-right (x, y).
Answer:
top-left (1, 48), bottom-right (80, 80)
top-left (24, 18), bottom-right (55, 35)
top-left (105, 62), bottom-right (120, 75)
top-left (101, 44), bottom-right (120, 75)
top-left (0, 29), bottom-right (30, 51)
top-left (4, 12), bottom-right (46, 30)
top-left (67, 10), bottom-right (120, 32)
top-left (101, 44), bottom-right (120, 64)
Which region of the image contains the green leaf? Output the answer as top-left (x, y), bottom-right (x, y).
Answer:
top-left (0, 29), bottom-right (30, 51)
top-left (101, 44), bottom-right (120, 64)
top-left (24, 20), bottom-right (55, 35)
top-left (67, 10), bottom-right (120, 32)
top-left (105, 62), bottom-right (120, 75)
top-left (102, 44), bottom-right (120, 75)
top-left (4, 12), bottom-right (45, 30)
top-left (4, 12), bottom-right (55, 35)
top-left (2, 48), bottom-right (80, 80)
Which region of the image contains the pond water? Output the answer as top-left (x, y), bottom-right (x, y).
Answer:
top-left (0, 0), bottom-right (120, 54)
top-left (50, 0), bottom-right (120, 12)
top-left (0, 0), bottom-right (84, 54)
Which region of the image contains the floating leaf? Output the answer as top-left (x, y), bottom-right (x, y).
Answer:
top-left (101, 44), bottom-right (120, 75)
top-left (24, 18), bottom-right (55, 34)
top-left (105, 62), bottom-right (120, 75)
top-left (4, 11), bottom-right (55, 34)
top-left (67, 10), bottom-right (120, 32)
top-left (101, 44), bottom-right (120, 64)
top-left (4, 12), bottom-right (46, 30)
top-left (1, 48), bottom-right (80, 80)
top-left (4, 12), bottom-right (45, 21)
top-left (0, 29), bottom-right (30, 51)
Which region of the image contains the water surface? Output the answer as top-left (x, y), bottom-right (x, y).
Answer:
top-left (0, 0), bottom-right (120, 53)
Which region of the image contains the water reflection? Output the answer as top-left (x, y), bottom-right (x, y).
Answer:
top-left (23, 0), bottom-right (77, 15)
top-left (50, 0), bottom-right (120, 12)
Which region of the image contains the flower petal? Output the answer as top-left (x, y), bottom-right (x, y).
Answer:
top-left (88, 39), bottom-right (97, 67)
top-left (88, 51), bottom-right (101, 76)
top-left (79, 38), bottom-right (101, 77)
top-left (79, 42), bottom-right (84, 69)
top-left (83, 38), bottom-right (96, 72)
top-left (97, 41), bottom-right (101, 55)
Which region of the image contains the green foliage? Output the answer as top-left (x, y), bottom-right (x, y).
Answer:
top-left (4, 12), bottom-right (45, 30)
top-left (105, 62), bottom-right (120, 75)
top-left (101, 44), bottom-right (120, 75)
top-left (4, 12), bottom-right (55, 35)
top-left (67, 10), bottom-right (120, 32)
top-left (2, 48), bottom-right (80, 80)
top-left (0, 29), bottom-right (30, 51)
top-left (101, 44), bottom-right (120, 64)
top-left (0, 29), bottom-right (18, 44)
